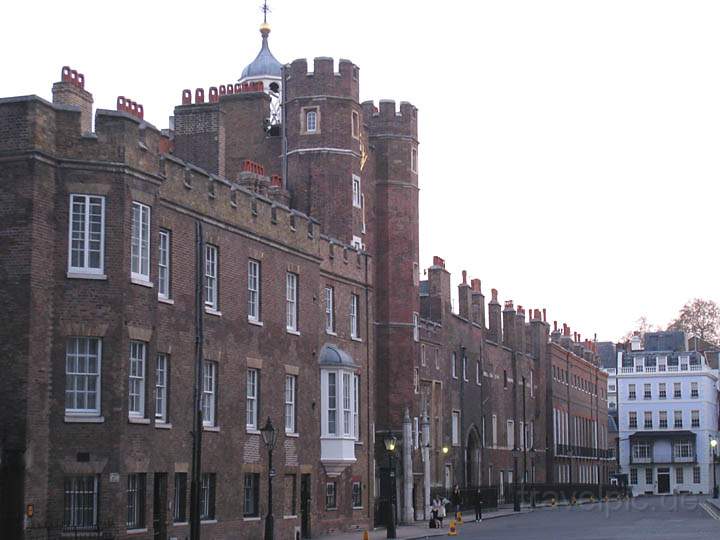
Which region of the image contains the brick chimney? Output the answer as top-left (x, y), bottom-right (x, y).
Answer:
top-left (515, 306), bottom-right (526, 354)
top-left (458, 270), bottom-right (472, 320)
top-left (52, 66), bottom-right (93, 133)
top-left (426, 256), bottom-right (451, 323)
top-left (470, 279), bottom-right (485, 328)
top-left (488, 289), bottom-right (502, 342)
top-left (503, 300), bottom-right (516, 348)
top-left (530, 309), bottom-right (549, 360)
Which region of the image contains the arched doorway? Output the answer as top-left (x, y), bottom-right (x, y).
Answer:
top-left (466, 427), bottom-right (481, 487)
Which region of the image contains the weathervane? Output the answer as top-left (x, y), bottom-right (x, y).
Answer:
top-left (261, 0), bottom-right (270, 23)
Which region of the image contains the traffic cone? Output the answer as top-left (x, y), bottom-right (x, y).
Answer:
top-left (456, 510), bottom-right (463, 524)
top-left (362, 531), bottom-right (369, 540)
top-left (448, 519), bottom-right (457, 536)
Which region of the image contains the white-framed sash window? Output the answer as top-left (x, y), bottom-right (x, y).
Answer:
top-left (68, 194), bottom-right (105, 274)
top-left (131, 202), bottom-right (151, 282)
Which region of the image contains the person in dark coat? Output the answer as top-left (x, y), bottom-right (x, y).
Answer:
top-left (474, 487), bottom-right (483, 522)
top-left (451, 485), bottom-right (462, 516)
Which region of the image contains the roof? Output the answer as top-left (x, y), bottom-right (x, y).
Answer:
top-left (596, 341), bottom-right (616, 369)
top-left (643, 331), bottom-right (686, 352)
top-left (240, 27), bottom-right (282, 81)
top-left (318, 343), bottom-right (358, 368)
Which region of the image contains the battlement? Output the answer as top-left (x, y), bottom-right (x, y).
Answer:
top-left (0, 94), bottom-right (368, 274)
top-left (361, 99), bottom-right (417, 139)
top-left (285, 57), bottom-right (359, 101)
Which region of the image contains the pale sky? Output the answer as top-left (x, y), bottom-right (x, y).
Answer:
top-left (4, 1), bottom-right (719, 341)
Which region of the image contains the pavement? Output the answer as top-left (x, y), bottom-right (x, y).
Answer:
top-left (319, 495), bottom-right (720, 540)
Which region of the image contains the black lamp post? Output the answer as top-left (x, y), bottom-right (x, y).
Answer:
top-left (529, 447), bottom-right (536, 508)
top-left (512, 447), bottom-right (520, 512)
top-left (260, 417), bottom-right (278, 540)
top-left (384, 434), bottom-right (398, 539)
top-left (711, 438), bottom-right (718, 499)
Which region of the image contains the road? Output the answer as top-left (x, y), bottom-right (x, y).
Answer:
top-left (456, 496), bottom-right (719, 539)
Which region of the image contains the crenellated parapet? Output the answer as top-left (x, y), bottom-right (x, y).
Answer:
top-left (285, 57), bottom-right (359, 101)
top-left (362, 99), bottom-right (418, 140)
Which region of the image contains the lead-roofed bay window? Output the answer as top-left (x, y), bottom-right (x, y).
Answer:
top-left (131, 202), bottom-right (151, 283)
top-left (68, 194), bottom-right (105, 276)
top-left (319, 344), bottom-right (359, 476)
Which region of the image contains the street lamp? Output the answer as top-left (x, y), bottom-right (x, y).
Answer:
top-left (528, 447), bottom-right (536, 508)
top-left (511, 447), bottom-right (521, 512)
top-left (442, 445), bottom-right (449, 455)
top-left (711, 438), bottom-right (718, 499)
top-left (384, 434), bottom-right (398, 539)
top-left (260, 417), bottom-right (277, 540)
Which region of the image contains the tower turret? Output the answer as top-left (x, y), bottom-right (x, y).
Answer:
top-left (284, 57), bottom-right (368, 249)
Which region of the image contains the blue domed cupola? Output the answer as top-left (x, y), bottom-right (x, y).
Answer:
top-left (239, 22), bottom-right (283, 88)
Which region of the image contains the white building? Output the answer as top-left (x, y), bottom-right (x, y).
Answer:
top-left (617, 332), bottom-right (720, 495)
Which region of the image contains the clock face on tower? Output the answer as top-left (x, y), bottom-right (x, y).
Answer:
top-left (359, 133), bottom-right (368, 171)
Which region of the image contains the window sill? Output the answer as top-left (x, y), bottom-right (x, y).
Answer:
top-left (283, 515), bottom-right (298, 520)
top-left (131, 277), bottom-right (154, 288)
top-left (126, 528), bottom-right (148, 535)
top-left (326, 330), bottom-right (337, 336)
top-left (172, 522), bottom-right (188, 527)
top-left (155, 422), bottom-right (172, 429)
top-left (248, 318), bottom-right (264, 327)
top-left (247, 428), bottom-right (261, 435)
top-left (67, 271), bottom-right (107, 280)
top-left (285, 432), bottom-right (299, 438)
top-left (205, 307), bottom-right (222, 317)
top-left (128, 417), bottom-right (151, 424)
top-left (201, 520), bottom-right (218, 524)
top-left (158, 297), bottom-right (174, 305)
top-left (64, 415), bottom-right (104, 423)
top-left (352, 506), bottom-right (364, 510)
top-left (354, 440), bottom-right (364, 446)
top-left (351, 336), bottom-right (362, 343)
top-left (203, 425), bottom-right (220, 432)
top-left (286, 328), bottom-right (301, 336)
top-left (243, 517), bottom-right (262, 522)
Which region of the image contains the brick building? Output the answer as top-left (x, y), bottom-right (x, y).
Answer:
top-left (0, 17), bottom-right (610, 540)
top-left (546, 325), bottom-right (611, 486)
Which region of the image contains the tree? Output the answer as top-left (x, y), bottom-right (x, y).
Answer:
top-left (667, 298), bottom-right (720, 342)
top-left (620, 316), bottom-right (659, 343)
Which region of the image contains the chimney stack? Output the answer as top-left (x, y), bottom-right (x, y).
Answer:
top-left (488, 288), bottom-right (502, 342)
top-left (470, 279), bottom-right (485, 328)
top-left (53, 66), bottom-right (94, 133)
top-left (502, 300), bottom-right (516, 348)
top-left (458, 270), bottom-right (472, 320)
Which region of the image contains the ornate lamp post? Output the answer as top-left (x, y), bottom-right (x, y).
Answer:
top-left (384, 434), bottom-right (398, 539)
top-left (260, 417), bottom-right (278, 540)
top-left (511, 446), bottom-right (521, 512)
top-left (711, 438), bottom-right (718, 499)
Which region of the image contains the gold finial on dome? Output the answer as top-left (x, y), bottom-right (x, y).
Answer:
top-left (260, 0), bottom-right (271, 34)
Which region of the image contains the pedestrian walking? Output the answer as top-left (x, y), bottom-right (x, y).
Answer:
top-left (438, 497), bottom-right (448, 528)
top-left (475, 487), bottom-right (483, 522)
top-left (451, 484), bottom-right (462, 515)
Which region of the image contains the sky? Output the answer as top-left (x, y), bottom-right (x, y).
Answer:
top-left (3, 0), bottom-right (719, 341)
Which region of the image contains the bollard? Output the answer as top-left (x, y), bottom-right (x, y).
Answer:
top-left (551, 497), bottom-right (556, 507)
top-left (362, 531), bottom-right (369, 540)
top-left (571, 496), bottom-right (577, 506)
top-left (448, 519), bottom-right (457, 536)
